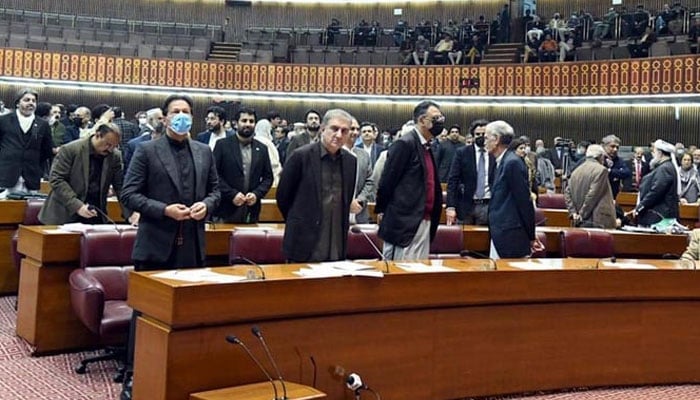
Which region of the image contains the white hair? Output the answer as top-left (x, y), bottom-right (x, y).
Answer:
top-left (585, 144), bottom-right (605, 159)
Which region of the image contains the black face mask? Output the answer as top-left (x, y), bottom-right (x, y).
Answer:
top-left (154, 122), bottom-right (165, 134)
top-left (474, 135), bottom-right (485, 148)
top-left (429, 120), bottom-right (444, 137)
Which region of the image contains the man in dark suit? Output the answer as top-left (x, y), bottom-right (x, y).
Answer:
top-left (39, 123), bottom-right (132, 225)
top-left (119, 95), bottom-right (220, 400)
top-left (276, 109), bottom-right (357, 263)
top-left (354, 121), bottom-right (384, 168)
top-left (375, 101), bottom-right (444, 261)
top-left (346, 118), bottom-right (375, 224)
top-left (213, 107), bottom-right (273, 223)
top-left (196, 105), bottom-right (234, 151)
top-left (446, 119), bottom-right (494, 225)
top-left (123, 107), bottom-right (164, 170)
top-left (601, 134), bottom-right (631, 198)
top-left (284, 109), bottom-right (321, 162)
top-left (485, 120), bottom-right (544, 259)
top-left (112, 107), bottom-right (140, 150)
top-left (0, 88), bottom-right (53, 192)
top-left (622, 146), bottom-right (650, 192)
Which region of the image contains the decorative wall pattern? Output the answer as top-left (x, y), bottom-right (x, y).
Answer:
top-left (0, 49), bottom-right (698, 97)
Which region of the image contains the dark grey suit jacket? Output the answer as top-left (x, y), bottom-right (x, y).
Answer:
top-left (488, 150), bottom-right (535, 258)
top-left (276, 142), bottom-right (356, 262)
top-left (120, 136), bottom-right (220, 264)
top-left (375, 129), bottom-right (443, 247)
top-left (39, 136), bottom-right (125, 225)
top-left (0, 112), bottom-right (53, 190)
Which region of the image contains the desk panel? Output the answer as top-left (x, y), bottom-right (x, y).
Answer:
top-left (129, 260), bottom-right (700, 400)
top-left (0, 200), bottom-right (27, 294)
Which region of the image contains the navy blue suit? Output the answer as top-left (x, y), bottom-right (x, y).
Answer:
top-left (488, 150), bottom-right (535, 258)
top-left (124, 134), bottom-right (152, 172)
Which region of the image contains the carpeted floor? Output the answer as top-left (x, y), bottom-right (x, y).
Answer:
top-left (1, 294), bottom-right (700, 400)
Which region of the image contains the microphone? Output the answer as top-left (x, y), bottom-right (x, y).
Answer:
top-left (225, 335), bottom-right (280, 400)
top-left (251, 326), bottom-right (288, 400)
top-left (350, 225), bottom-right (389, 274)
top-left (233, 256), bottom-right (266, 280)
top-left (87, 204), bottom-right (121, 231)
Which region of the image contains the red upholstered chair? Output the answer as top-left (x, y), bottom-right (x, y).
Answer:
top-left (429, 224), bottom-right (466, 259)
top-left (11, 198), bottom-right (45, 274)
top-left (537, 193), bottom-right (567, 209)
top-left (531, 231), bottom-right (548, 258)
top-left (229, 229), bottom-right (285, 265)
top-left (559, 229), bottom-right (615, 258)
top-left (347, 224), bottom-right (383, 260)
top-left (68, 230), bottom-right (136, 381)
top-left (534, 207), bottom-right (547, 226)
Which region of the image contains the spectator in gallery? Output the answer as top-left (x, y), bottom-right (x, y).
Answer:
top-left (412, 35), bottom-right (431, 65)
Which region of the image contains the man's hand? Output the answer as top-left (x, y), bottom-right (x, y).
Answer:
top-left (128, 212), bottom-right (140, 226)
top-left (189, 202), bottom-right (208, 221)
top-left (530, 238), bottom-right (545, 254)
top-left (446, 208), bottom-right (457, 226)
top-left (244, 193), bottom-right (257, 206)
top-left (164, 204), bottom-right (191, 221)
top-left (77, 204), bottom-right (98, 219)
top-left (350, 199), bottom-right (362, 214)
top-left (376, 213), bottom-right (383, 225)
top-left (233, 192), bottom-right (246, 206)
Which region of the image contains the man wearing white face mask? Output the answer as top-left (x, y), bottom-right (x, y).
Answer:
top-left (120, 94), bottom-right (220, 400)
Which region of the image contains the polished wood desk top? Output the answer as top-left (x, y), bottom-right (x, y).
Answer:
top-left (190, 382), bottom-right (325, 400)
top-left (130, 257), bottom-right (700, 400)
top-left (129, 258), bottom-right (696, 330)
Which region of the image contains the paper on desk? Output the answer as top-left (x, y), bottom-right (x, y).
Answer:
top-left (395, 263), bottom-right (457, 273)
top-left (295, 263), bottom-right (384, 278)
top-left (599, 262), bottom-right (657, 270)
top-left (59, 223), bottom-right (137, 233)
top-left (43, 229), bottom-right (72, 234)
top-left (508, 259), bottom-right (564, 270)
top-left (151, 268), bottom-right (247, 283)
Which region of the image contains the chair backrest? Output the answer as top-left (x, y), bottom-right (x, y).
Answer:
top-left (229, 229), bottom-right (285, 264)
top-left (534, 207), bottom-right (547, 226)
top-left (23, 199), bottom-right (45, 225)
top-left (537, 193), bottom-right (567, 209)
top-left (559, 230), bottom-right (614, 258)
top-left (347, 224), bottom-right (382, 260)
top-left (531, 231), bottom-right (548, 258)
top-left (80, 230), bottom-right (137, 269)
top-left (429, 224), bottom-right (464, 259)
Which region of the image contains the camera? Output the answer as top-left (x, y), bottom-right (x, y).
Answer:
top-left (555, 138), bottom-right (574, 148)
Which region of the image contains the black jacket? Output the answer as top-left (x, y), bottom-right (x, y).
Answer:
top-left (0, 113), bottom-right (53, 190)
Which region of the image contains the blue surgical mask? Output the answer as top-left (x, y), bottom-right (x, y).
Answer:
top-left (170, 113), bottom-right (192, 135)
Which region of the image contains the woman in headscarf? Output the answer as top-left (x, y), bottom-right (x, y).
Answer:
top-left (678, 152), bottom-right (700, 204)
top-left (631, 139), bottom-right (679, 226)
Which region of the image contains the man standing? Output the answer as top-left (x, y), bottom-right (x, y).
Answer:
top-left (355, 121), bottom-right (384, 168)
top-left (276, 109), bottom-right (356, 263)
top-left (119, 94), bottom-right (219, 400)
top-left (213, 107), bottom-right (272, 223)
top-left (601, 134), bottom-right (631, 198)
top-left (39, 123), bottom-right (132, 225)
top-left (196, 105), bottom-right (233, 151)
top-left (623, 146), bottom-right (650, 192)
top-left (112, 107), bottom-right (140, 150)
top-left (285, 109), bottom-right (321, 162)
top-left (63, 106), bottom-right (91, 144)
top-left (564, 144), bottom-right (617, 229)
top-left (123, 107), bottom-right (164, 169)
top-left (375, 101), bottom-right (444, 261)
top-left (254, 110), bottom-right (282, 142)
top-left (435, 124), bottom-right (465, 183)
top-left (445, 119), bottom-right (494, 225)
top-left (0, 88), bottom-right (53, 193)
top-left (346, 118), bottom-right (375, 224)
top-left (485, 120), bottom-right (543, 259)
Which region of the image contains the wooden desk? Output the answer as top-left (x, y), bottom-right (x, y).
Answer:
top-left (0, 200), bottom-right (26, 294)
top-left (190, 381), bottom-right (325, 400)
top-left (14, 223), bottom-right (282, 354)
top-left (462, 226), bottom-right (689, 258)
top-left (617, 192), bottom-right (699, 228)
top-left (129, 258), bottom-right (700, 400)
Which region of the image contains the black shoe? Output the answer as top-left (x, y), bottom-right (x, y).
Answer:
top-left (120, 375), bottom-right (133, 400)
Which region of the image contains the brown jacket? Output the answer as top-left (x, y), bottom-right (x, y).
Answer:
top-left (564, 158), bottom-right (616, 229)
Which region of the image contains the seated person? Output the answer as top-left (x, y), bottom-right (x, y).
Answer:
top-left (412, 35), bottom-right (431, 65)
top-left (559, 37), bottom-right (575, 61)
top-left (682, 228), bottom-right (700, 267)
top-left (326, 19), bottom-right (341, 45)
top-left (524, 25), bottom-right (544, 62)
top-left (463, 34), bottom-right (484, 64)
top-left (448, 40), bottom-right (463, 65)
top-left (628, 27), bottom-right (656, 58)
top-left (538, 34), bottom-right (559, 62)
top-left (432, 33), bottom-right (454, 65)
top-left (593, 7), bottom-right (618, 41)
top-left (689, 17), bottom-right (700, 53)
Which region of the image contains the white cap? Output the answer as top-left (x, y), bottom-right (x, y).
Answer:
top-left (653, 139), bottom-right (675, 154)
